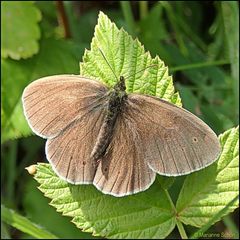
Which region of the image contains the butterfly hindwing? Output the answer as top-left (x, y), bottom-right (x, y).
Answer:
top-left (46, 107), bottom-right (106, 184)
top-left (93, 113), bottom-right (156, 197)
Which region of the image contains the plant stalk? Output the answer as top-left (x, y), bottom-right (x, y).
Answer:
top-left (55, 1), bottom-right (71, 38)
top-left (164, 189), bottom-right (188, 239)
top-left (170, 60), bottom-right (229, 72)
top-left (120, 1), bottom-right (136, 37)
top-left (139, 1), bottom-right (148, 20)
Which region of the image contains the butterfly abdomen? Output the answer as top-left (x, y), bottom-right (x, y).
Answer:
top-left (90, 117), bottom-right (115, 162)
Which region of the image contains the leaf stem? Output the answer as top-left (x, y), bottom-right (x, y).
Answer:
top-left (164, 189), bottom-right (176, 211)
top-left (162, 2), bottom-right (207, 52)
top-left (176, 220), bottom-right (188, 239)
top-left (55, 1), bottom-right (71, 38)
top-left (162, 2), bottom-right (188, 57)
top-left (6, 141), bottom-right (17, 202)
top-left (170, 60), bottom-right (229, 72)
top-left (164, 189), bottom-right (188, 239)
top-left (120, 1), bottom-right (136, 37)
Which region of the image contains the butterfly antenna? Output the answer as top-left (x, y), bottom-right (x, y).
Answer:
top-left (98, 48), bottom-right (119, 81)
top-left (125, 64), bottom-right (158, 79)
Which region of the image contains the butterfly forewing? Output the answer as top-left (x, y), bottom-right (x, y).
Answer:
top-left (22, 75), bottom-right (109, 183)
top-left (22, 75), bottom-right (108, 138)
top-left (126, 94), bottom-right (221, 176)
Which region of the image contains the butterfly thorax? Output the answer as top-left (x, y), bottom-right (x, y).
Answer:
top-left (90, 76), bottom-right (127, 163)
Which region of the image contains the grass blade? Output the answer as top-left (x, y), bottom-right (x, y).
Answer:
top-left (223, 215), bottom-right (239, 239)
top-left (190, 195), bottom-right (239, 239)
top-left (1, 205), bottom-right (58, 239)
top-left (221, 2), bottom-right (239, 123)
top-left (120, 1), bottom-right (136, 36)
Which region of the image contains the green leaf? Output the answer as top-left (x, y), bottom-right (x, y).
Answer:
top-left (1, 205), bottom-right (58, 239)
top-left (32, 126), bottom-right (239, 239)
top-left (1, 38), bottom-right (83, 143)
top-left (23, 11), bottom-right (239, 239)
top-left (34, 163), bottom-right (175, 239)
top-left (1, 1), bottom-right (41, 60)
top-left (176, 126), bottom-right (239, 228)
top-left (80, 11), bottom-right (181, 106)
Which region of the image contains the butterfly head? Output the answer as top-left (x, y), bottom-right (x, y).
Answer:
top-left (109, 76), bottom-right (127, 103)
top-left (114, 76), bottom-right (126, 92)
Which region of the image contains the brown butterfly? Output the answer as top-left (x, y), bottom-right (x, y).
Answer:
top-left (22, 54), bottom-right (221, 197)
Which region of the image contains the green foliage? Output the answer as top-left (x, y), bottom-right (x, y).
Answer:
top-left (1, 1), bottom-right (41, 60)
top-left (138, 2), bottom-right (238, 134)
top-left (176, 127), bottom-right (239, 227)
top-left (33, 126), bottom-right (238, 239)
top-left (34, 164), bottom-right (176, 239)
top-left (1, 39), bottom-right (82, 143)
top-left (80, 12), bottom-right (181, 106)
top-left (221, 2), bottom-right (239, 121)
top-left (1, 2), bottom-right (239, 239)
top-left (29, 12), bottom-right (239, 239)
top-left (138, 3), bottom-right (168, 46)
top-left (23, 178), bottom-right (95, 239)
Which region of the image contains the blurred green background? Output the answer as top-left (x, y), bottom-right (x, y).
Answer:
top-left (1, 1), bottom-right (239, 239)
